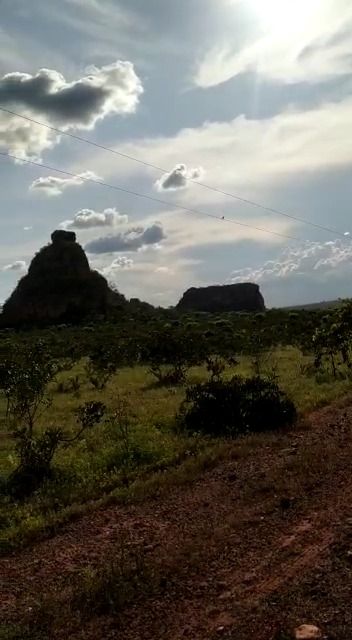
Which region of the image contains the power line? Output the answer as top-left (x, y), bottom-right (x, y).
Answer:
top-left (0, 106), bottom-right (165, 172)
top-left (0, 105), bottom-right (344, 238)
top-left (0, 151), bottom-right (302, 242)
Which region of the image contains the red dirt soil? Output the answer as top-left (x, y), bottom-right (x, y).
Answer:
top-left (2, 397), bottom-right (352, 639)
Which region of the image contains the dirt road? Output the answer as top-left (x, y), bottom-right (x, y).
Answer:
top-left (2, 397), bottom-right (352, 639)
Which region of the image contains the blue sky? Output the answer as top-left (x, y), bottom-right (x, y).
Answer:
top-left (0, 0), bottom-right (352, 307)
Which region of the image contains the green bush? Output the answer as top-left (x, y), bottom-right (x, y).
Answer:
top-left (6, 401), bottom-right (105, 499)
top-left (178, 376), bottom-right (297, 438)
top-left (146, 326), bottom-right (202, 386)
top-left (85, 345), bottom-right (120, 389)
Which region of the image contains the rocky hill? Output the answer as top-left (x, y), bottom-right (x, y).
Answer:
top-left (1, 230), bottom-right (126, 327)
top-left (177, 283), bottom-right (265, 313)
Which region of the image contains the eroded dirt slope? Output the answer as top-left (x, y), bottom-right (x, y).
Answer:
top-left (2, 398), bottom-right (352, 639)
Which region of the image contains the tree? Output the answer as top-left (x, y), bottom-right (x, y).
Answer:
top-left (0, 341), bottom-right (105, 497)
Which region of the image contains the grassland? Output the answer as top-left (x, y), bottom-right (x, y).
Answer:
top-left (1, 345), bottom-right (351, 553)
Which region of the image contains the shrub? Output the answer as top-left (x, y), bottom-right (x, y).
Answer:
top-left (178, 376), bottom-right (296, 438)
top-left (146, 326), bottom-right (202, 386)
top-left (85, 344), bottom-right (123, 389)
top-left (56, 375), bottom-right (81, 395)
top-left (71, 537), bottom-right (153, 619)
top-left (6, 397), bottom-right (105, 499)
top-left (7, 428), bottom-right (64, 498)
top-left (205, 356), bottom-right (227, 381)
top-left (105, 395), bottom-right (136, 483)
top-left (0, 341), bottom-right (58, 433)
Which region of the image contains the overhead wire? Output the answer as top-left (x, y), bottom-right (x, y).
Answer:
top-left (0, 105), bottom-right (346, 238)
top-left (0, 151), bottom-right (302, 242)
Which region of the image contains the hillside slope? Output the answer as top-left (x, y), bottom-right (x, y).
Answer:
top-left (1, 397), bottom-right (352, 639)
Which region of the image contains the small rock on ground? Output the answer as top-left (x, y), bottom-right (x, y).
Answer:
top-left (294, 624), bottom-right (322, 639)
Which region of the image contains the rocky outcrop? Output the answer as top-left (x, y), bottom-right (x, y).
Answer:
top-left (1, 230), bottom-right (126, 326)
top-left (51, 230), bottom-right (77, 244)
top-left (177, 283), bottom-right (265, 313)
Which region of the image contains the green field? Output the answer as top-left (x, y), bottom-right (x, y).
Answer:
top-left (1, 343), bottom-right (351, 553)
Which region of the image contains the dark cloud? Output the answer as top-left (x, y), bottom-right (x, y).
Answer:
top-left (85, 222), bottom-right (166, 253)
top-left (155, 163), bottom-right (204, 191)
top-left (0, 61), bottom-right (143, 159)
top-left (0, 71), bottom-right (102, 123)
top-left (0, 62), bottom-right (142, 125)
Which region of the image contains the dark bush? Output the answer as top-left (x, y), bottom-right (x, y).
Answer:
top-left (178, 376), bottom-right (296, 438)
top-left (7, 428), bottom-right (63, 498)
top-left (205, 355), bottom-right (227, 381)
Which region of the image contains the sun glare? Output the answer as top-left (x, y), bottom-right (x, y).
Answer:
top-left (249, 0), bottom-right (320, 35)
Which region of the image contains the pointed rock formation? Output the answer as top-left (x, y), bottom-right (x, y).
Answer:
top-left (1, 230), bottom-right (125, 326)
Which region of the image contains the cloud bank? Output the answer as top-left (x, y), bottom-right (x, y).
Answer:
top-left (90, 95), bottom-right (352, 209)
top-left (195, 1), bottom-right (352, 87)
top-left (229, 239), bottom-right (352, 285)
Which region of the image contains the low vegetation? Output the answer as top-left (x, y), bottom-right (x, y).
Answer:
top-left (1, 301), bottom-right (352, 554)
top-left (178, 375), bottom-right (297, 437)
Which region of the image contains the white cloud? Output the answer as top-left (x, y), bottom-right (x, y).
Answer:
top-left (53, 0), bottom-right (148, 57)
top-left (161, 210), bottom-right (293, 251)
top-left (90, 252), bottom-right (202, 306)
top-left (61, 208), bottom-right (128, 230)
top-left (155, 164), bottom-right (204, 191)
top-left (23, 226), bottom-right (33, 231)
top-left (30, 171), bottom-right (101, 196)
top-left (194, 0), bottom-right (352, 87)
top-left (229, 239), bottom-right (352, 284)
top-left (103, 256), bottom-right (134, 277)
top-left (89, 95), bottom-right (352, 207)
top-left (0, 60), bottom-right (143, 160)
top-left (2, 260), bottom-right (27, 272)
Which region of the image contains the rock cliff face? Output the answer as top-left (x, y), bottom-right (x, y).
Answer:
top-left (177, 283), bottom-right (265, 313)
top-left (1, 230), bottom-right (125, 326)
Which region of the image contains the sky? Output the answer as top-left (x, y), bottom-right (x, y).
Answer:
top-left (0, 0), bottom-right (352, 308)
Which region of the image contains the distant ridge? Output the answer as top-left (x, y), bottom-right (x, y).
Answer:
top-left (279, 299), bottom-right (347, 311)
